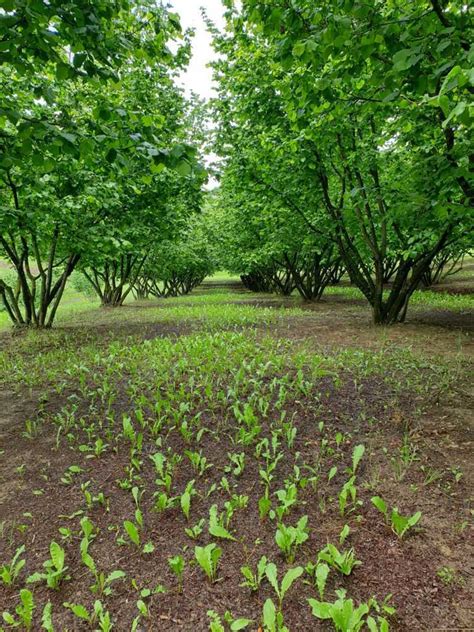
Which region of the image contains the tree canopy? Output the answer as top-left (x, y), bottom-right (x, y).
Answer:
top-left (0, 0), bottom-right (472, 327)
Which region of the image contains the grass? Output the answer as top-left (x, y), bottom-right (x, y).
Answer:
top-left (325, 285), bottom-right (473, 312)
top-left (0, 286), bottom-right (99, 332)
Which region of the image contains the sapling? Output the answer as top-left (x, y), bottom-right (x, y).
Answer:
top-left (328, 465), bottom-right (338, 482)
top-left (308, 588), bottom-right (370, 631)
top-left (194, 543), bottom-right (222, 583)
top-left (131, 486), bottom-right (144, 526)
top-left (282, 421), bottom-right (297, 449)
top-left (339, 524), bottom-right (350, 545)
top-left (262, 598), bottom-right (289, 632)
top-left (229, 494), bottom-right (248, 510)
top-left (1, 545), bottom-right (26, 586)
top-left (259, 491), bottom-right (272, 521)
top-left (350, 444), bottom-right (365, 475)
top-left (305, 562), bottom-right (330, 599)
top-left (219, 476), bottom-right (232, 495)
top-left (153, 491), bottom-right (177, 513)
top-left (41, 602), bottom-right (54, 632)
top-left (121, 519), bottom-right (154, 554)
top-left (60, 465), bottom-right (83, 485)
top-left (185, 449), bottom-right (213, 476)
top-left (225, 452), bottom-right (246, 477)
top-left (91, 569), bottom-right (126, 597)
top-left (80, 520), bottom-right (125, 596)
top-left (338, 476), bottom-right (360, 516)
top-left (272, 483), bottom-right (298, 520)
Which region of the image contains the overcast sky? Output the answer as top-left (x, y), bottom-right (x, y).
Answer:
top-left (170, 0), bottom-right (226, 100)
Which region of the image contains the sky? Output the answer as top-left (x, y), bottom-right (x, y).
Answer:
top-left (170, 0), bottom-right (226, 101)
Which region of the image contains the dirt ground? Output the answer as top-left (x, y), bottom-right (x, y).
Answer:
top-left (0, 283), bottom-right (473, 630)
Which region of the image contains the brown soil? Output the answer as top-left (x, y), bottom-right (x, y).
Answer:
top-left (0, 287), bottom-right (473, 631)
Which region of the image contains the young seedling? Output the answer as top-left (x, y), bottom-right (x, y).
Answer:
top-left (350, 444), bottom-right (365, 475)
top-left (262, 598), bottom-right (288, 632)
top-left (308, 588), bottom-right (395, 631)
top-left (339, 524), bottom-right (350, 546)
top-left (41, 602), bottom-right (54, 632)
top-left (27, 541), bottom-right (70, 590)
top-left (265, 563), bottom-right (303, 611)
top-left (240, 555), bottom-right (268, 591)
top-left (185, 518), bottom-right (206, 540)
top-left (180, 479), bottom-right (196, 521)
top-left (64, 600), bottom-right (113, 631)
top-left (275, 516), bottom-right (309, 563)
top-left (168, 555), bottom-right (185, 592)
top-left (2, 589), bottom-right (35, 630)
top-left (225, 452), bottom-right (246, 477)
top-left (272, 483), bottom-right (298, 520)
top-left (122, 520), bottom-right (154, 554)
top-left (194, 543), bottom-right (222, 583)
top-left (185, 449), bottom-right (213, 476)
top-left (91, 569), bottom-right (126, 597)
top-left (305, 562), bottom-right (330, 600)
top-left (207, 609), bottom-right (253, 632)
top-left (1, 545), bottom-right (26, 586)
top-left (371, 496), bottom-right (422, 539)
top-left (318, 544), bottom-right (362, 576)
top-left (153, 491), bottom-right (177, 513)
top-left (338, 477), bottom-right (360, 517)
top-left (208, 504), bottom-right (236, 541)
top-left (259, 490), bottom-right (272, 521)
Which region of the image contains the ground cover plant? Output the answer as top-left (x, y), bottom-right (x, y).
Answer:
top-left (0, 281), bottom-right (472, 630)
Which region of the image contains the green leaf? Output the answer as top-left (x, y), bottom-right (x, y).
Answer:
top-left (264, 563), bottom-right (279, 596)
top-left (123, 520), bottom-right (140, 546)
top-left (352, 444), bottom-right (365, 473)
top-left (371, 496), bottom-right (388, 518)
top-left (262, 599), bottom-right (276, 631)
top-left (230, 619), bottom-right (253, 630)
top-left (64, 602), bottom-right (90, 621)
top-left (143, 542), bottom-right (155, 554)
top-left (49, 542), bottom-right (65, 571)
top-left (106, 570), bottom-right (126, 583)
top-left (175, 160), bottom-right (192, 177)
top-left (315, 563), bottom-right (330, 600)
top-left (208, 524), bottom-right (236, 541)
top-left (280, 566), bottom-right (303, 600)
top-left (307, 598), bottom-right (332, 620)
top-left (56, 62), bottom-right (71, 80)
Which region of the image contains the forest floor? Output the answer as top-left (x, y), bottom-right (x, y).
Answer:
top-left (0, 278), bottom-right (473, 631)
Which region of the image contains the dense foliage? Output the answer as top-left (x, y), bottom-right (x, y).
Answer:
top-left (0, 0), bottom-right (208, 326)
top-left (210, 0), bottom-right (473, 323)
